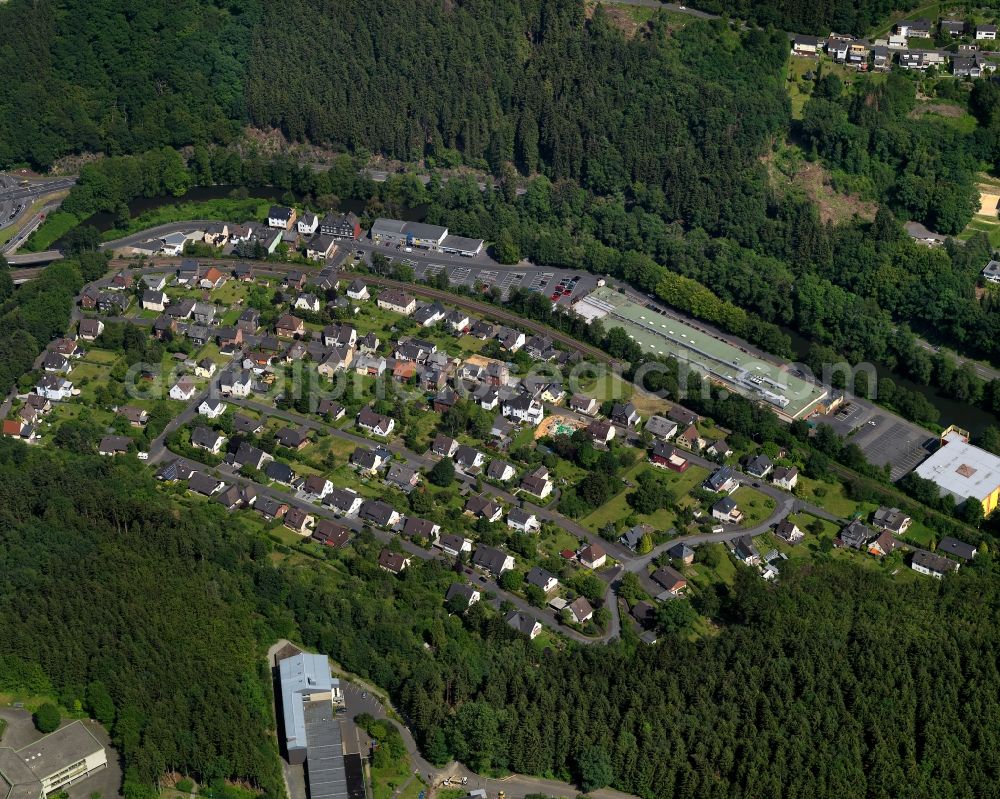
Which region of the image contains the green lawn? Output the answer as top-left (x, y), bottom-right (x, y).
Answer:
top-left (209, 279), bottom-right (252, 307)
top-left (685, 546), bottom-right (738, 590)
top-left (369, 755), bottom-right (413, 799)
top-left (731, 486), bottom-right (777, 528)
top-left (22, 209), bottom-right (80, 251)
top-left (100, 198), bottom-right (272, 242)
top-left (537, 525), bottom-right (583, 558)
top-left (82, 347), bottom-right (121, 365)
top-left (795, 475), bottom-right (867, 519)
top-left (581, 462), bottom-right (709, 533)
top-left (958, 216), bottom-right (1000, 248)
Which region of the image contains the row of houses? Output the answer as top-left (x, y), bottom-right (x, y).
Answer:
top-left (893, 18), bottom-right (997, 40)
top-left (792, 32), bottom-right (998, 75)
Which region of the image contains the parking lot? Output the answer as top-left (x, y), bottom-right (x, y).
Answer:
top-left (404, 256), bottom-right (596, 301)
top-left (848, 415), bottom-right (934, 481)
top-left (817, 401), bottom-right (934, 481)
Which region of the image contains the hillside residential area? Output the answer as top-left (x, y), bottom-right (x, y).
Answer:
top-left (3, 2), bottom-right (1000, 799)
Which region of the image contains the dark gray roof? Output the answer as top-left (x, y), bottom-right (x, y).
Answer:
top-left (191, 426), bottom-right (223, 449)
top-left (188, 472), bottom-right (221, 496)
top-left (705, 466), bottom-right (736, 492)
top-left (446, 583), bottom-right (477, 605)
top-left (912, 550), bottom-right (960, 574)
top-left (360, 500), bottom-right (396, 526)
top-left (525, 566), bottom-right (556, 589)
top-left (745, 454), bottom-right (773, 476)
top-left (472, 544), bottom-right (510, 574)
top-left (505, 610), bottom-right (538, 636)
top-left (937, 537), bottom-right (977, 560)
top-left (256, 495), bottom-right (288, 518)
top-left (303, 694), bottom-right (350, 799)
top-left (265, 461), bottom-right (295, 484)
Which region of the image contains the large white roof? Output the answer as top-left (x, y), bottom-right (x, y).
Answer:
top-left (915, 431), bottom-right (1000, 502)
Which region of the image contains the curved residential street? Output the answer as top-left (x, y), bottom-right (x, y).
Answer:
top-left (35, 256), bottom-right (840, 650)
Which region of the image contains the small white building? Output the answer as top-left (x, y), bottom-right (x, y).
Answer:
top-left (220, 371), bottom-right (254, 398)
top-left (169, 379), bottom-right (197, 401)
top-left (346, 279), bottom-right (370, 301)
top-left (297, 213), bottom-right (319, 236)
top-left (198, 399), bottom-right (227, 419)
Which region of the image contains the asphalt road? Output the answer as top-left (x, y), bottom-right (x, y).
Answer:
top-left (0, 173), bottom-right (76, 235)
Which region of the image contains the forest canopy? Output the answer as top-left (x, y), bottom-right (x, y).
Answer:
top-left (2, 443), bottom-right (1000, 799)
top-left (687, 0), bottom-right (919, 36)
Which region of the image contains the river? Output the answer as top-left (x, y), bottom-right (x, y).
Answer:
top-left (781, 327), bottom-right (996, 436)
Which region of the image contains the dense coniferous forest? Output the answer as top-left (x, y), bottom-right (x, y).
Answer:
top-left (0, 446), bottom-right (285, 799)
top-left (688, 0), bottom-right (919, 36)
top-left (2, 444), bottom-right (1000, 799)
top-left (0, 1), bottom-right (256, 168)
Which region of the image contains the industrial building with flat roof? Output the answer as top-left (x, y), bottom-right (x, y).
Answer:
top-left (572, 286), bottom-right (827, 421)
top-left (0, 722), bottom-right (107, 799)
top-left (278, 652), bottom-right (349, 799)
top-left (914, 426), bottom-right (1000, 515)
top-left (369, 218), bottom-right (483, 256)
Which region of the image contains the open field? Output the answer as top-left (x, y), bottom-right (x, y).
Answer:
top-left (731, 486), bottom-right (777, 528)
top-left (581, 461), bottom-right (709, 533)
top-left (796, 475), bottom-right (873, 519)
top-left (765, 146), bottom-right (878, 225)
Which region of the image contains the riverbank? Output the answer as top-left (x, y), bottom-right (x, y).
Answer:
top-left (24, 196), bottom-right (276, 252)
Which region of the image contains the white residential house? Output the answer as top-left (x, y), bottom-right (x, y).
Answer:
top-left (268, 206), bottom-right (296, 229)
top-left (142, 290), bottom-right (169, 312)
top-left (578, 544), bottom-right (607, 570)
top-left (297, 213), bottom-right (319, 236)
top-left (487, 460), bottom-right (517, 482)
top-left (497, 327), bottom-right (526, 352)
top-left (294, 294), bottom-right (321, 313)
top-left (169, 379), bottom-right (197, 401)
top-left (376, 289), bottom-right (416, 315)
top-left (220, 370), bottom-right (254, 398)
top-left (503, 396), bottom-right (545, 426)
top-left (160, 231), bottom-right (189, 256)
top-left (771, 466), bottom-right (798, 490)
top-left (507, 508), bottom-right (540, 533)
top-left (198, 399), bottom-right (227, 419)
top-left (301, 475), bottom-right (335, 500)
top-left (346, 280), bottom-right (370, 301)
top-left (325, 487), bottom-right (365, 517)
top-left (976, 24), bottom-right (997, 40)
top-left (436, 533), bottom-right (473, 558)
top-left (446, 311), bottom-right (470, 332)
top-left (357, 407), bottom-right (395, 437)
top-left (142, 273), bottom-right (168, 292)
top-left (35, 375), bottom-right (73, 401)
